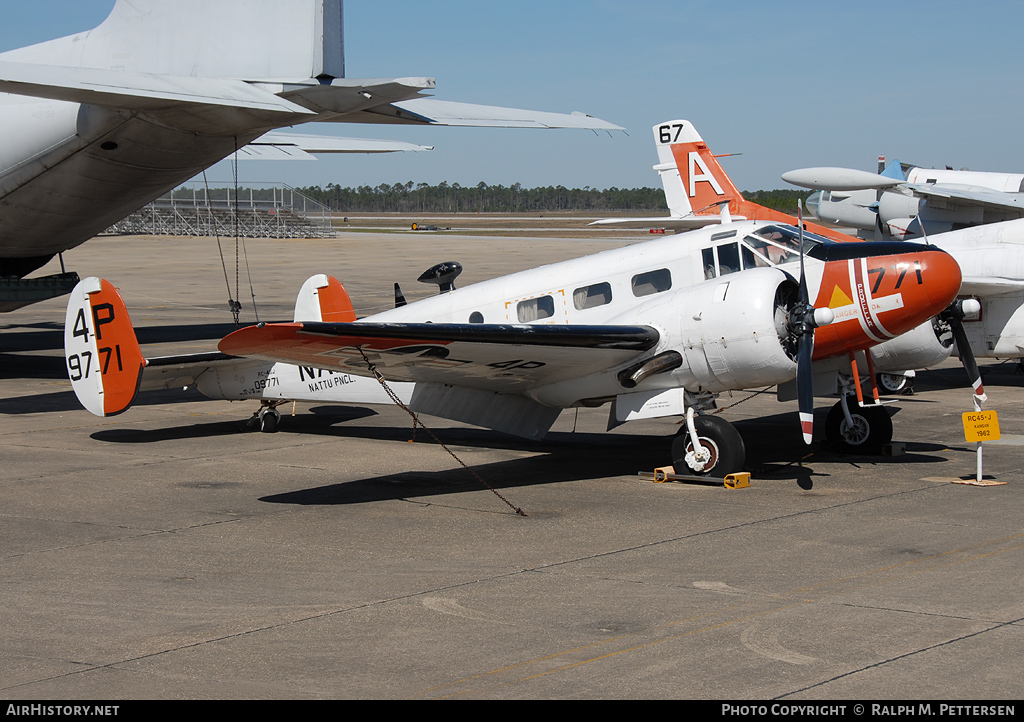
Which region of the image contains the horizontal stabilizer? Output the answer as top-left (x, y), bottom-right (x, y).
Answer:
top-left (589, 215), bottom-right (745, 230)
top-left (0, 61), bottom-right (313, 115)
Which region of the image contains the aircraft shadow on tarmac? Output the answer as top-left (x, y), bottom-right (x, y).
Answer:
top-left (89, 405), bottom-right (948, 508)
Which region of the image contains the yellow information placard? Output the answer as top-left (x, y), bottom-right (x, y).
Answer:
top-left (963, 411), bottom-right (1001, 442)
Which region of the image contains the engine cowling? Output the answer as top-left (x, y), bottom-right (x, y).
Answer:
top-left (869, 317), bottom-right (953, 372)
top-left (673, 267), bottom-right (799, 393)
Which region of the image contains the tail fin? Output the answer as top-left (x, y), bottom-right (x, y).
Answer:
top-left (652, 124), bottom-right (693, 218)
top-left (294, 274), bottom-right (357, 323)
top-left (655, 120), bottom-right (744, 215)
top-left (5, 0), bottom-right (345, 81)
top-left (654, 119), bottom-right (857, 241)
top-left (64, 278), bottom-right (146, 417)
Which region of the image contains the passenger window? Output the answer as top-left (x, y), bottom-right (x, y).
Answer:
top-left (702, 248), bottom-right (716, 280)
top-left (717, 243), bottom-right (740, 276)
top-left (573, 282), bottom-right (612, 311)
top-left (517, 296), bottom-right (555, 322)
top-left (632, 269), bottom-right (672, 297)
top-left (469, 312), bottom-right (484, 324)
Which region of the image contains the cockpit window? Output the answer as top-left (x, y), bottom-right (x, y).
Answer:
top-left (717, 242), bottom-right (741, 276)
top-left (744, 225), bottom-right (825, 266)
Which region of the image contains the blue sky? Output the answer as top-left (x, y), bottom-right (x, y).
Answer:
top-left (2, 1), bottom-right (1022, 192)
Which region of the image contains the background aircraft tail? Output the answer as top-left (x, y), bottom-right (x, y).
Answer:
top-left (654, 120), bottom-right (745, 216)
top-left (654, 119), bottom-right (855, 241)
top-left (2, 0), bottom-right (345, 81)
top-left (293, 274), bottom-right (358, 323)
top-left (64, 278), bottom-right (145, 418)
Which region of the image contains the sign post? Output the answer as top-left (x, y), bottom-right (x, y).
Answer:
top-left (962, 402), bottom-right (1000, 483)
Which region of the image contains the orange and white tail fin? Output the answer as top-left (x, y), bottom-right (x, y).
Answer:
top-left (655, 120), bottom-right (744, 216)
top-left (64, 278), bottom-right (146, 417)
top-left (293, 274), bottom-right (358, 323)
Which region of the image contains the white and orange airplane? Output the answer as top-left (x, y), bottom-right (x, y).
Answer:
top-left (65, 220), bottom-right (963, 476)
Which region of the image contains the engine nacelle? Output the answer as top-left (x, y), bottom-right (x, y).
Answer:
top-left (673, 268), bottom-right (798, 393)
top-left (869, 318), bottom-right (953, 372)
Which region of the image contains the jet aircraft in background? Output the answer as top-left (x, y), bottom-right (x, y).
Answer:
top-left (784, 160), bottom-right (1024, 241)
top-left (0, 0), bottom-right (621, 312)
top-left (66, 222), bottom-right (962, 476)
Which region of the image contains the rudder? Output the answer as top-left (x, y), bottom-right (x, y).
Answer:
top-left (64, 278), bottom-right (146, 417)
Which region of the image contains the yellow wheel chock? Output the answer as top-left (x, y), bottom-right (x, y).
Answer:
top-left (641, 467), bottom-right (751, 489)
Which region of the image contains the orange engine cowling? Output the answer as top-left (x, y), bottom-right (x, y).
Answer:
top-left (809, 244), bottom-right (961, 361)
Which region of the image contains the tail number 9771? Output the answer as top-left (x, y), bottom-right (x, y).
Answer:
top-left (68, 303), bottom-right (124, 381)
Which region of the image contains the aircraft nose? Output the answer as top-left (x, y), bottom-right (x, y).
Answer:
top-left (916, 248), bottom-right (962, 316)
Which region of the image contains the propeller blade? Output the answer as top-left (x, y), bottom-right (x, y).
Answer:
top-left (795, 204), bottom-right (815, 445)
top-left (946, 300), bottom-right (985, 400)
top-left (797, 330), bottom-right (815, 445)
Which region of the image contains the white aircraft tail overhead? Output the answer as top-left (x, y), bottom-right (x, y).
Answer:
top-left (3, 0), bottom-right (346, 81)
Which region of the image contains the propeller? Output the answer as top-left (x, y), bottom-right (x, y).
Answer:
top-left (913, 212), bottom-right (985, 401)
top-left (941, 299), bottom-right (986, 402)
top-left (789, 206), bottom-right (835, 444)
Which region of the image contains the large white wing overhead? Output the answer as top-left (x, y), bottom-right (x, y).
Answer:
top-left (354, 99), bottom-right (625, 130)
top-left (0, 61), bottom-right (314, 115)
top-left (239, 132), bottom-right (433, 160)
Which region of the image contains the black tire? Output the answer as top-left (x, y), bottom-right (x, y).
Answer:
top-left (825, 397), bottom-right (893, 454)
top-left (671, 415), bottom-right (746, 477)
top-left (260, 410), bottom-right (280, 434)
top-left (877, 373), bottom-right (910, 395)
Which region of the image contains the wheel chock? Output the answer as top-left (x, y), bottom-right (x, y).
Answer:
top-left (639, 469), bottom-right (752, 488)
top-left (653, 466), bottom-right (675, 483)
top-left (724, 472), bottom-right (751, 489)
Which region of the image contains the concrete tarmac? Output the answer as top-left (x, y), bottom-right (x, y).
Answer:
top-left (1, 232), bottom-right (1022, 700)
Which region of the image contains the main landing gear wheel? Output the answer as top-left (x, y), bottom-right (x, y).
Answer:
top-left (671, 415), bottom-right (746, 477)
top-left (825, 396), bottom-right (893, 455)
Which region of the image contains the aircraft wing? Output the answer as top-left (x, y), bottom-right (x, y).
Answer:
top-left (352, 98), bottom-right (625, 130)
top-left (0, 60), bottom-right (313, 115)
top-left (219, 322), bottom-right (660, 394)
top-left (905, 184), bottom-right (1024, 214)
top-left (959, 276), bottom-right (1024, 298)
top-left (238, 132), bottom-right (433, 160)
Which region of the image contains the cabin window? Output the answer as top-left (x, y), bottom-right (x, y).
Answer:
top-left (469, 312), bottom-right (484, 324)
top-left (717, 242), bottom-right (741, 276)
top-left (573, 282), bottom-right (613, 311)
top-left (517, 296), bottom-right (555, 323)
top-left (632, 269), bottom-right (672, 297)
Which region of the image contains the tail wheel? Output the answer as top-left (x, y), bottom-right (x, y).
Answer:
top-left (671, 415), bottom-right (746, 477)
top-left (825, 397), bottom-right (893, 454)
top-left (259, 408), bottom-right (281, 434)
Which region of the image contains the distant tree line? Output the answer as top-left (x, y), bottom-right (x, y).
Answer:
top-left (294, 182), bottom-right (808, 214)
